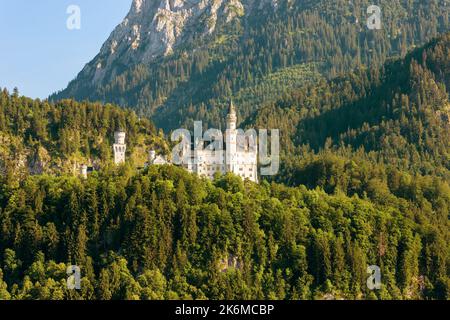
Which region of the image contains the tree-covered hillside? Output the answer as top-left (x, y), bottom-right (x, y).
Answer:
top-left (52, 0), bottom-right (450, 131)
top-left (252, 32), bottom-right (450, 189)
top-left (0, 165), bottom-right (448, 300)
top-left (0, 89), bottom-right (168, 180)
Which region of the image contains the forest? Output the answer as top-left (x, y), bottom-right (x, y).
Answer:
top-left (0, 23), bottom-right (449, 302)
top-left (253, 32), bottom-right (450, 184)
top-left (0, 89), bottom-right (168, 179)
top-left (0, 164), bottom-right (448, 300)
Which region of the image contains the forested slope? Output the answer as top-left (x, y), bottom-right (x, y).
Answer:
top-left (52, 0), bottom-right (450, 131)
top-left (0, 89), bottom-right (168, 180)
top-left (0, 165), bottom-right (448, 300)
top-left (252, 32), bottom-right (450, 189)
top-left (0, 8), bottom-right (449, 302)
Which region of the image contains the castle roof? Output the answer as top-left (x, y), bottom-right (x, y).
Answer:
top-left (229, 101), bottom-right (236, 115)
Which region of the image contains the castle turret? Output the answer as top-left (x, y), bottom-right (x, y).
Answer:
top-left (115, 131), bottom-right (126, 144)
top-left (227, 101), bottom-right (237, 130)
top-left (80, 165), bottom-right (88, 179)
top-left (225, 101), bottom-right (237, 170)
top-left (113, 131), bottom-right (127, 165)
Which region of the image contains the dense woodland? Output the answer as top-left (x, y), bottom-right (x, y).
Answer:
top-left (0, 164), bottom-right (448, 300)
top-left (1, 3), bottom-right (449, 300)
top-left (52, 0), bottom-right (449, 131)
top-left (253, 32), bottom-right (450, 184)
top-left (0, 36), bottom-right (449, 299)
top-left (0, 91), bottom-right (168, 178)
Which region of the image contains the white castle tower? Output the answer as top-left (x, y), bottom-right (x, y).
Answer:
top-left (80, 164), bottom-right (88, 179)
top-left (225, 101), bottom-right (238, 172)
top-left (113, 131), bottom-right (127, 165)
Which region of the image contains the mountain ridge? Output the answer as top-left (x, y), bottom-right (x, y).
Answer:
top-left (64, 0), bottom-right (278, 88)
top-left (53, 0), bottom-right (450, 131)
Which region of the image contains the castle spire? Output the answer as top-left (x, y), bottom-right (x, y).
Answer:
top-left (229, 100), bottom-right (236, 115)
top-left (227, 100), bottom-right (237, 130)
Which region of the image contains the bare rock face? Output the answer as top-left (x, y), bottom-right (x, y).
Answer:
top-left (76, 0), bottom-right (279, 86)
top-left (28, 146), bottom-right (51, 175)
top-left (436, 106), bottom-right (450, 125)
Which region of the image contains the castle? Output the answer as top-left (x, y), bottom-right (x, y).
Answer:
top-left (180, 102), bottom-right (258, 182)
top-left (82, 102), bottom-right (258, 182)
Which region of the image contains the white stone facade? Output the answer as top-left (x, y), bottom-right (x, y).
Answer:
top-left (182, 102), bottom-right (258, 182)
top-left (113, 131), bottom-right (127, 165)
top-left (147, 149), bottom-right (168, 166)
top-left (116, 103), bottom-right (259, 182)
top-left (80, 165), bottom-right (88, 179)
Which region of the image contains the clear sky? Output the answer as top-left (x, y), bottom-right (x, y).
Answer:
top-left (0, 0), bottom-right (132, 99)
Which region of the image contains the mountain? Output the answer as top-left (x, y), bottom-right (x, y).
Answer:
top-left (251, 32), bottom-right (450, 190)
top-left (52, 0), bottom-right (450, 131)
top-left (81, 0), bottom-right (275, 69)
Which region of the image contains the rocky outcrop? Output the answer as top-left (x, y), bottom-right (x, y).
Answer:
top-left (28, 147), bottom-right (51, 175)
top-left (70, 0), bottom-right (280, 87)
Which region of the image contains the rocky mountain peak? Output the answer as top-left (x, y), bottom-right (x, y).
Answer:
top-left (83, 0), bottom-right (278, 86)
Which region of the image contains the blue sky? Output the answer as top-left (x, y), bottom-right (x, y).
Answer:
top-left (0, 0), bottom-right (132, 99)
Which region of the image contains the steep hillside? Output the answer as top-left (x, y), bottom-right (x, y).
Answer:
top-left (251, 33), bottom-right (450, 189)
top-left (0, 165), bottom-right (448, 300)
top-left (52, 0), bottom-right (449, 131)
top-left (0, 89), bottom-right (168, 179)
